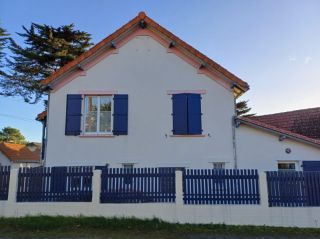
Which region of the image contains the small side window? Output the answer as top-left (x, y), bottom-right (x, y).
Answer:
top-left (122, 163), bottom-right (134, 185)
top-left (278, 162), bottom-right (297, 171)
top-left (213, 162), bottom-right (225, 170)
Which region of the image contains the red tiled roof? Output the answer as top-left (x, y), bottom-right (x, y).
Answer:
top-left (0, 142), bottom-right (41, 162)
top-left (36, 110), bottom-right (47, 121)
top-left (239, 117), bottom-right (320, 147)
top-left (252, 107), bottom-right (320, 140)
top-left (41, 11), bottom-right (249, 92)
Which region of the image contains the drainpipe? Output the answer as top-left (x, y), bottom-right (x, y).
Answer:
top-left (232, 97), bottom-right (238, 169)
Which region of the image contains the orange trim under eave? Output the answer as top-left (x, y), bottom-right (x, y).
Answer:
top-left (170, 134), bottom-right (206, 138)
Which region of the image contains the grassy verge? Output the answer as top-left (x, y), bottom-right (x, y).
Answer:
top-left (0, 216), bottom-right (319, 238)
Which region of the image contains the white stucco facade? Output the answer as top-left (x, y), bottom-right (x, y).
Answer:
top-left (236, 124), bottom-right (320, 171)
top-left (45, 35), bottom-right (236, 168)
top-left (0, 152), bottom-right (11, 166)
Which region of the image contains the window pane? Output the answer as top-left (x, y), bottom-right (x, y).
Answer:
top-left (99, 96), bottom-right (112, 133)
top-left (85, 96), bottom-right (98, 113)
top-left (85, 112), bottom-right (97, 132)
top-left (100, 96), bottom-right (112, 111)
top-left (100, 112), bottom-right (111, 132)
top-left (278, 163), bottom-right (296, 170)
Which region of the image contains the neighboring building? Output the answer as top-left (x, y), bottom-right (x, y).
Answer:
top-left (0, 142), bottom-right (41, 168)
top-left (37, 12), bottom-right (320, 170)
top-left (236, 114), bottom-right (320, 171)
top-left (251, 107), bottom-right (320, 140)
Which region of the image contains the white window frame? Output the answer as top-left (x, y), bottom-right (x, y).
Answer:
top-left (277, 161), bottom-right (299, 171)
top-left (82, 95), bottom-right (113, 135)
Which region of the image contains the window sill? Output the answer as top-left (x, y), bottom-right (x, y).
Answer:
top-left (170, 134), bottom-right (206, 138)
top-left (79, 134), bottom-right (115, 138)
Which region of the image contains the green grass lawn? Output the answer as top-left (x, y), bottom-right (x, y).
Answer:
top-left (0, 216), bottom-right (319, 238)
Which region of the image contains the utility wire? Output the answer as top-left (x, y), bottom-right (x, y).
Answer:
top-left (0, 113), bottom-right (36, 122)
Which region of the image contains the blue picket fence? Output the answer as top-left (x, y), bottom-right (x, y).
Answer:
top-left (0, 166), bottom-right (10, 201)
top-left (17, 166), bottom-right (93, 202)
top-left (183, 169), bottom-right (260, 204)
top-left (266, 171), bottom-right (320, 207)
top-left (100, 168), bottom-right (176, 203)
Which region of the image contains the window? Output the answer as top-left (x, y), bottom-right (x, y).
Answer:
top-left (213, 162), bottom-right (225, 170)
top-left (84, 96), bottom-right (112, 134)
top-left (122, 163), bottom-right (134, 169)
top-left (122, 163), bottom-right (134, 184)
top-left (278, 162), bottom-right (296, 171)
top-left (172, 93), bottom-right (202, 135)
top-left (65, 94), bottom-right (128, 136)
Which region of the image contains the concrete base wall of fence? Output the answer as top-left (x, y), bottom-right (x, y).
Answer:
top-left (1, 169), bottom-right (320, 228)
top-left (1, 202), bottom-right (320, 228)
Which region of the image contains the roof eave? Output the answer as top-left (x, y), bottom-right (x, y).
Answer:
top-left (238, 118), bottom-right (320, 148)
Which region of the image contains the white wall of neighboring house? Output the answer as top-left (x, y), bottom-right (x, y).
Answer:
top-left (45, 35), bottom-right (236, 168)
top-left (0, 152), bottom-right (11, 166)
top-left (236, 125), bottom-right (320, 171)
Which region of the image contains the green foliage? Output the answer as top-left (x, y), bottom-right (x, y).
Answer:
top-left (236, 100), bottom-right (255, 117)
top-left (0, 23), bottom-right (93, 103)
top-left (0, 126), bottom-right (26, 144)
top-left (0, 216), bottom-right (319, 238)
top-left (0, 27), bottom-right (10, 75)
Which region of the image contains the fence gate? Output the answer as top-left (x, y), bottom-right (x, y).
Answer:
top-left (267, 171), bottom-right (320, 207)
top-left (183, 169), bottom-right (260, 205)
top-left (0, 166), bottom-right (10, 201)
top-left (100, 167), bottom-right (176, 203)
top-left (17, 166), bottom-right (93, 202)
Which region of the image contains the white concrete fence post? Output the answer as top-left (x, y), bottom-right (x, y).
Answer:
top-left (92, 169), bottom-right (102, 204)
top-left (175, 169), bottom-right (184, 205)
top-left (259, 172), bottom-right (269, 208)
top-left (7, 168), bottom-right (19, 203)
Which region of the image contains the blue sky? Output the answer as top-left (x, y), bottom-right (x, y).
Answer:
top-left (1, 0), bottom-right (320, 142)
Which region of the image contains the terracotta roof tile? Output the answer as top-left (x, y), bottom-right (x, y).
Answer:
top-left (252, 107), bottom-right (320, 140)
top-left (36, 110), bottom-right (47, 121)
top-left (239, 117), bottom-right (320, 147)
top-left (41, 11), bottom-right (249, 92)
top-left (0, 142), bottom-right (41, 163)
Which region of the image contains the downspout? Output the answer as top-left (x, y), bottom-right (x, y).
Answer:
top-left (232, 97), bottom-right (238, 169)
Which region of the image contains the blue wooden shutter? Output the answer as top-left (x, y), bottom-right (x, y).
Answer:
top-left (65, 94), bottom-right (82, 136)
top-left (187, 93), bottom-right (202, 134)
top-left (172, 94), bottom-right (188, 135)
top-left (303, 161), bottom-right (320, 171)
top-left (113, 94), bottom-right (128, 135)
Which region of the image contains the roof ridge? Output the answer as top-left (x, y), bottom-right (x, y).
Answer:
top-left (254, 107), bottom-right (320, 118)
top-left (41, 11), bottom-right (249, 93)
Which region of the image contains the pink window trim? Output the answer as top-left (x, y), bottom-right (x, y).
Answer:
top-left (170, 134), bottom-right (206, 138)
top-left (79, 134), bottom-right (115, 138)
top-left (166, 90), bottom-right (206, 95)
top-left (79, 90), bottom-right (118, 95)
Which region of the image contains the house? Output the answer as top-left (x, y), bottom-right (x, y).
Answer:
top-left (0, 142), bottom-right (41, 168)
top-left (37, 12), bottom-right (320, 170)
top-left (236, 108), bottom-right (320, 171)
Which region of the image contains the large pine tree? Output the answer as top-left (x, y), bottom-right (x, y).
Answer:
top-left (0, 27), bottom-right (9, 75)
top-left (236, 100), bottom-right (255, 117)
top-left (0, 23), bottom-right (93, 103)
